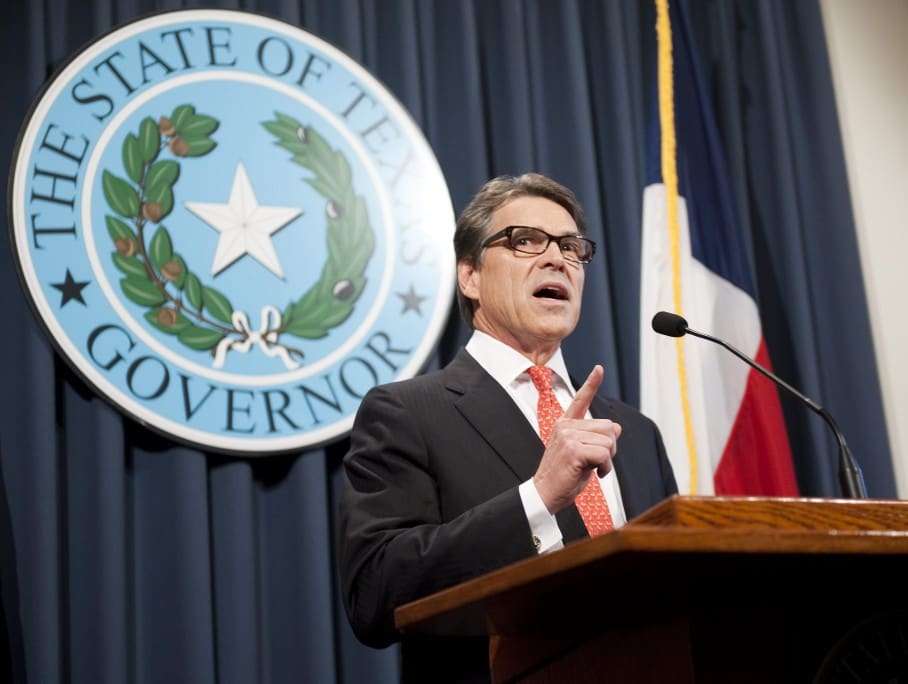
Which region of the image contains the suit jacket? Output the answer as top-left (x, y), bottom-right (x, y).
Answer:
top-left (338, 350), bottom-right (677, 682)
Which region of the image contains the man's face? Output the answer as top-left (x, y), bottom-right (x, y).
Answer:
top-left (458, 196), bottom-right (585, 354)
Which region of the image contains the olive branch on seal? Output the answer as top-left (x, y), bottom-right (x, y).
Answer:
top-left (261, 112), bottom-right (375, 340)
top-left (102, 105), bottom-right (236, 354)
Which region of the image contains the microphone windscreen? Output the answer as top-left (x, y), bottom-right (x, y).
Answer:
top-left (652, 311), bottom-right (688, 337)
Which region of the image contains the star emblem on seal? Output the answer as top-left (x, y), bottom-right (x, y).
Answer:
top-left (51, 269), bottom-right (90, 307)
top-left (185, 163), bottom-right (302, 279)
top-left (396, 284), bottom-right (427, 316)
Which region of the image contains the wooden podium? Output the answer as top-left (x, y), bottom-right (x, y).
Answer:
top-left (395, 497), bottom-right (908, 683)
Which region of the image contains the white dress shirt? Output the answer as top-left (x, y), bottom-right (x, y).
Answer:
top-left (465, 330), bottom-right (627, 553)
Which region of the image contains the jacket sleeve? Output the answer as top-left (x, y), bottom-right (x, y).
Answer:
top-left (337, 384), bottom-right (536, 648)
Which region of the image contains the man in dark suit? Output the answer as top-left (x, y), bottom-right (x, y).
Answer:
top-left (339, 174), bottom-right (677, 682)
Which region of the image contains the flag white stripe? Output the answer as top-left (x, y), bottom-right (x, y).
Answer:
top-left (640, 184), bottom-right (761, 494)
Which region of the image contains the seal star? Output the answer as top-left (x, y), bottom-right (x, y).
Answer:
top-left (185, 163), bottom-right (301, 279)
top-left (51, 269), bottom-right (90, 307)
top-left (396, 284), bottom-right (427, 316)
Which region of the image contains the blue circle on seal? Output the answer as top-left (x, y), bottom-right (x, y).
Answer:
top-left (9, 10), bottom-right (455, 454)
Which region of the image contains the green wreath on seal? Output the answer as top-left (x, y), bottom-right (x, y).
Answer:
top-left (261, 112), bottom-right (374, 339)
top-left (101, 105), bottom-right (374, 368)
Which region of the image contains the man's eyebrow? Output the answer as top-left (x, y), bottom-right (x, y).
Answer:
top-left (518, 224), bottom-right (581, 236)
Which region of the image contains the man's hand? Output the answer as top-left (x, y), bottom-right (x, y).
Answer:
top-left (532, 365), bottom-right (622, 514)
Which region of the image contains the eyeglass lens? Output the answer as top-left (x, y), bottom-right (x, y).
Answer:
top-left (509, 226), bottom-right (593, 261)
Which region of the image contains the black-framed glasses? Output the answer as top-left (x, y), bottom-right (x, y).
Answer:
top-left (482, 225), bottom-right (596, 264)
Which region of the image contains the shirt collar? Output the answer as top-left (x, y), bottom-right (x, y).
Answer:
top-left (465, 329), bottom-right (576, 394)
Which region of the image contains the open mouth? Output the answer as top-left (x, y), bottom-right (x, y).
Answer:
top-left (533, 284), bottom-right (569, 301)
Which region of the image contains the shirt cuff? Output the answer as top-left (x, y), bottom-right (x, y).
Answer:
top-left (518, 479), bottom-right (564, 554)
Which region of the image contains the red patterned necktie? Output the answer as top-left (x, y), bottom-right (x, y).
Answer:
top-left (527, 365), bottom-right (614, 536)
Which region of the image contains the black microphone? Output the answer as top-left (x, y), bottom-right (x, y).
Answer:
top-left (651, 311), bottom-right (867, 499)
top-left (652, 310), bottom-right (689, 338)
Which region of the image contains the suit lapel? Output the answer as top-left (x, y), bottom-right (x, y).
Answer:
top-left (444, 351), bottom-right (541, 482)
top-left (445, 351), bottom-right (588, 544)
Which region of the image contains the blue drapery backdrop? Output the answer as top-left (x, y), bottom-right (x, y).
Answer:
top-left (0, 0), bottom-right (895, 682)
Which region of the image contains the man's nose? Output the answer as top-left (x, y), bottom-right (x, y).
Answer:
top-left (538, 240), bottom-right (567, 268)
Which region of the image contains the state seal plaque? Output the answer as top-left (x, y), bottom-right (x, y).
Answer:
top-left (9, 10), bottom-right (455, 454)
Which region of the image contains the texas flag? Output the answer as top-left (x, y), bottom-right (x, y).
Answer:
top-left (639, 0), bottom-right (799, 496)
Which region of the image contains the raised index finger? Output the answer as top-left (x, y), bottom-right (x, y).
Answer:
top-left (563, 365), bottom-right (604, 420)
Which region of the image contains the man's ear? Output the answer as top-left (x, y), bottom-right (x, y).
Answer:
top-left (457, 260), bottom-right (480, 302)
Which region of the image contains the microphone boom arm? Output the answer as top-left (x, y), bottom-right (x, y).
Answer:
top-left (684, 325), bottom-right (868, 500)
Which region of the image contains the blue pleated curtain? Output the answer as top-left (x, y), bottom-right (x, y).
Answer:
top-left (0, 1), bottom-right (895, 682)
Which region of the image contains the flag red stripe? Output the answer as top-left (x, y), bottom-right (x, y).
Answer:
top-left (713, 339), bottom-right (799, 495)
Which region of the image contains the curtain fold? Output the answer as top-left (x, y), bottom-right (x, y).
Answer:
top-left (63, 389), bottom-right (128, 684)
top-left (0, 1), bottom-right (894, 683)
top-left (209, 460), bottom-right (259, 684)
top-left (132, 447), bottom-right (217, 682)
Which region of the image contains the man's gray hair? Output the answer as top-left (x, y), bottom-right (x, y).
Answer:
top-left (453, 173), bottom-right (586, 327)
